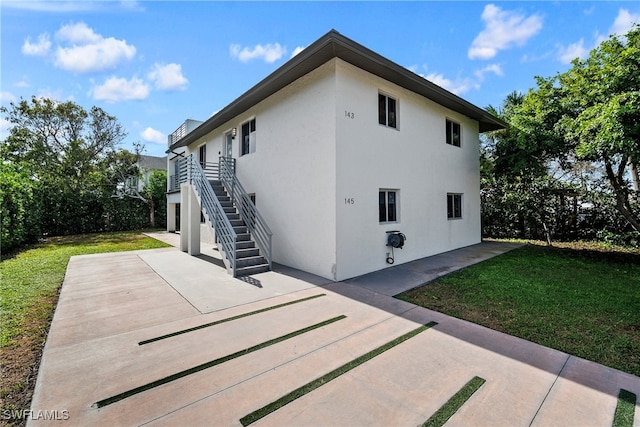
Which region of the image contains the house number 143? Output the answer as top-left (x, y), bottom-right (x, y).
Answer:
top-left (344, 111), bottom-right (355, 119)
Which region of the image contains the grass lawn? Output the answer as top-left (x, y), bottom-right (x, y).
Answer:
top-left (0, 231), bottom-right (171, 425)
top-left (398, 241), bottom-right (640, 378)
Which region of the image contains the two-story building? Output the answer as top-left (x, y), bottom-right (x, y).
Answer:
top-left (166, 29), bottom-right (505, 281)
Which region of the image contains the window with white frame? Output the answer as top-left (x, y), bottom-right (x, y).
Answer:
top-left (241, 118), bottom-right (256, 156)
top-left (378, 93), bottom-right (397, 129)
top-left (447, 193), bottom-right (463, 219)
top-left (379, 189), bottom-right (398, 223)
top-left (446, 119), bottom-right (461, 147)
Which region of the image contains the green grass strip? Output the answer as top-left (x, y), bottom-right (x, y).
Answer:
top-left (95, 314), bottom-right (346, 408)
top-left (139, 294), bottom-right (326, 345)
top-left (239, 320), bottom-right (438, 426)
top-left (422, 376), bottom-right (486, 427)
top-left (613, 389), bottom-right (637, 427)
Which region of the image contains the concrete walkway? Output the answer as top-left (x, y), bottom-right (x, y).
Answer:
top-left (28, 234), bottom-right (640, 426)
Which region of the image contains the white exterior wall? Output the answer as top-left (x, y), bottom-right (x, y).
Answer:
top-left (175, 58), bottom-right (482, 282)
top-left (334, 60), bottom-right (481, 280)
top-left (234, 61), bottom-right (338, 279)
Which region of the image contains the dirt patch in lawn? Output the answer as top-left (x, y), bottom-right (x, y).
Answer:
top-left (1, 292), bottom-right (59, 427)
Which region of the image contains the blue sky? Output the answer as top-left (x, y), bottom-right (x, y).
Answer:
top-left (2, 1), bottom-right (639, 157)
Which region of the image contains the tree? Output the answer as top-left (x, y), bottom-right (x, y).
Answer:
top-left (102, 147), bottom-right (146, 201)
top-left (534, 26), bottom-right (640, 232)
top-left (1, 97), bottom-right (127, 191)
top-left (143, 170), bottom-right (168, 227)
top-left (488, 26), bottom-right (640, 236)
top-left (0, 162), bottom-right (41, 251)
top-left (0, 97), bottom-right (129, 237)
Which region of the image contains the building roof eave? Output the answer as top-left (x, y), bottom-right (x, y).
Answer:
top-left (169, 30), bottom-right (506, 150)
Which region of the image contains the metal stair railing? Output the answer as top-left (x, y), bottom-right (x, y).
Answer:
top-left (219, 156), bottom-right (273, 270)
top-left (169, 157), bottom-right (189, 191)
top-left (187, 154), bottom-right (238, 276)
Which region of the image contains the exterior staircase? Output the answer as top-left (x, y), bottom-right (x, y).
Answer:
top-left (176, 154), bottom-right (272, 278)
top-left (209, 180), bottom-right (270, 276)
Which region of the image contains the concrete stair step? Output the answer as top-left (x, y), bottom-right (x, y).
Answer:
top-left (236, 248), bottom-right (260, 258)
top-left (235, 240), bottom-right (255, 250)
top-left (236, 255), bottom-right (267, 268)
top-left (235, 263), bottom-right (270, 276)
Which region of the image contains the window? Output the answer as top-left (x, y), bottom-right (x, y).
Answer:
top-left (241, 118), bottom-right (256, 156)
top-left (379, 190), bottom-right (398, 223)
top-left (446, 119), bottom-right (461, 147)
top-left (378, 93), bottom-right (397, 129)
top-left (447, 193), bottom-right (463, 219)
top-left (198, 144), bottom-right (207, 167)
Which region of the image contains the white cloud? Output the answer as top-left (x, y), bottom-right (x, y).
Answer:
top-left (56, 21), bottom-right (101, 43)
top-left (229, 42), bottom-right (286, 63)
top-left (0, 118), bottom-right (13, 140)
top-left (140, 127), bottom-right (165, 145)
top-left (22, 33), bottom-right (51, 56)
top-left (558, 39), bottom-right (589, 64)
top-left (291, 46), bottom-right (305, 58)
top-left (468, 4), bottom-right (543, 60)
top-left (36, 89), bottom-right (75, 103)
top-left (147, 63), bottom-right (188, 91)
top-left (609, 9), bottom-right (640, 38)
top-left (425, 73), bottom-right (476, 96)
top-left (2, 1), bottom-right (102, 12)
top-left (53, 22), bottom-right (136, 73)
top-left (16, 80), bottom-right (30, 88)
top-left (474, 64), bottom-right (504, 80)
top-left (91, 76), bottom-right (149, 103)
top-left (120, 0), bottom-right (144, 11)
top-left (409, 64), bottom-right (491, 96)
top-left (1, 91), bottom-right (17, 105)
top-left (559, 9), bottom-right (640, 64)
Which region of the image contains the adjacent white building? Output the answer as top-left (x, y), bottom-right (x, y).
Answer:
top-left (166, 30), bottom-right (505, 281)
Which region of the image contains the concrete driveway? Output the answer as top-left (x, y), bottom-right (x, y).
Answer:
top-left (28, 235), bottom-right (640, 426)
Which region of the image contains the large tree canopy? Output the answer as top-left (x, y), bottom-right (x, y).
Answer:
top-left (1, 96), bottom-right (127, 191)
top-left (490, 25), bottom-right (640, 234)
top-left (1, 97), bottom-right (163, 249)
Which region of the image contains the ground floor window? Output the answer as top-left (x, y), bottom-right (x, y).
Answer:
top-left (447, 193), bottom-right (462, 219)
top-left (379, 189), bottom-right (398, 223)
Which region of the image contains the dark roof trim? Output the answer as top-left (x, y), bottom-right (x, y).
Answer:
top-left (168, 29), bottom-right (506, 150)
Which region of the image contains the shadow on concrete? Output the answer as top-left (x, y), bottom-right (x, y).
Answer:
top-left (238, 275), bottom-right (263, 288)
top-left (195, 253), bottom-right (226, 270)
top-left (272, 240), bottom-right (640, 404)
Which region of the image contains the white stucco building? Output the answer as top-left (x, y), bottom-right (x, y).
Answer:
top-left (166, 30), bottom-right (505, 281)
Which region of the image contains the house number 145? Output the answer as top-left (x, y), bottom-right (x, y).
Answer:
top-left (345, 198), bottom-right (355, 204)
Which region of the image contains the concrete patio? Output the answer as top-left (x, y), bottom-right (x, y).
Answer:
top-left (28, 234), bottom-right (640, 426)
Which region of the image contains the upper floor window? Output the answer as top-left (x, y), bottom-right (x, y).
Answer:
top-left (446, 119), bottom-right (461, 147)
top-left (378, 93), bottom-right (397, 129)
top-left (379, 189), bottom-right (398, 223)
top-left (447, 193), bottom-right (463, 219)
top-left (241, 118), bottom-right (256, 156)
top-left (198, 144), bottom-right (207, 167)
